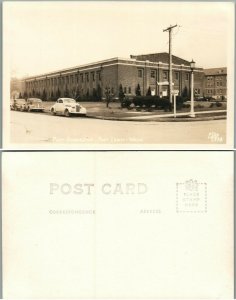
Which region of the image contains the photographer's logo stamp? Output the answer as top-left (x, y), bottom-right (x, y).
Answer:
top-left (176, 180), bottom-right (207, 213)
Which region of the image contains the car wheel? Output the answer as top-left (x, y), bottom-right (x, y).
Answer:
top-left (51, 108), bottom-right (56, 115)
top-left (64, 109), bottom-right (70, 117)
top-left (27, 106), bottom-right (30, 112)
top-left (20, 106), bottom-right (24, 112)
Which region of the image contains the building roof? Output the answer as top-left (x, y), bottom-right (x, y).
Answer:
top-left (204, 67), bottom-right (227, 76)
top-left (130, 52), bottom-right (190, 65)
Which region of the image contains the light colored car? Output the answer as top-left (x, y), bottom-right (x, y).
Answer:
top-left (12, 99), bottom-right (27, 111)
top-left (26, 98), bottom-right (45, 112)
top-left (50, 98), bottom-right (87, 117)
top-left (10, 99), bottom-right (15, 110)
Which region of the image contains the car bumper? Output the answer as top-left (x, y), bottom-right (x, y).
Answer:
top-left (70, 108), bottom-right (87, 115)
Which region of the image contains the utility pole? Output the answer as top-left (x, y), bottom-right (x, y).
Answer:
top-left (163, 24), bottom-right (177, 103)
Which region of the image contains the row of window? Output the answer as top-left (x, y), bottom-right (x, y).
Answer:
top-left (123, 87), bottom-right (132, 94)
top-left (26, 71), bottom-right (101, 89)
top-left (138, 69), bottom-right (189, 81)
top-left (207, 82), bottom-right (224, 87)
top-left (207, 76), bottom-right (225, 81)
top-left (207, 89), bottom-right (224, 94)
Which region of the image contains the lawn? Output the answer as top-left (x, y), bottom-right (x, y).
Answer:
top-left (43, 100), bottom-right (227, 119)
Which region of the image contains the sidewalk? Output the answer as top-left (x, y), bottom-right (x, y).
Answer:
top-left (122, 110), bottom-right (227, 120)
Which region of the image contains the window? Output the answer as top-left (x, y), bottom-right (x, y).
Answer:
top-left (151, 70), bottom-right (156, 78)
top-left (185, 73), bottom-right (189, 80)
top-left (138, 69), bottom-right (143, 78)
top-left (175, 72), bottom-right (179, 80)
top-left (70, 75), bottom-right (74, 84)
top-left (163, 71), bottom-right (168, 80)
top-left (80, 74), bottom-right (84, 83)
top-left (219, 89), bottom-right (222, 94)
top-left (91, 72), bottom-right (95, 81)
top-left (124, 87), bottom-right (127, 93)
top-left (216, 82), bottom-right (219, 86)
top-left (86, 73), bottom-right (89, 82)
top-left (66, 76), bottom-right (69, 84)
top-left (97, 71), bottom-right (101, 80)
top-left (128, 87), bottom-right (131, 93)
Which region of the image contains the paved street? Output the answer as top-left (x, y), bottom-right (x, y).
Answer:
top-left (10, 111), bottom-right (226, 144)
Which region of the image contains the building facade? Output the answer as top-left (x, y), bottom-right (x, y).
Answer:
top-left (203, 67), bottom-right (227, 100)
top-left (19, 52), bottom-right (205, 100)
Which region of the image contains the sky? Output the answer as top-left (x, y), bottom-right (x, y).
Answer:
top-left (4, 1), bottom-right (234, 78)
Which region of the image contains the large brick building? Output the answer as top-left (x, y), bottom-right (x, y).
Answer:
top-left (18, 52), bottom-right (205, 100)
top-left (203, 67), bottom-right (227, 100)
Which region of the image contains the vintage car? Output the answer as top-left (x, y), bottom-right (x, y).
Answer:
top-left (11, 99), bottom-right (27, 111)
top-left (26, 98), bottom-right (45, 112)
top-left (50, 98), bottom-right (87, 117)
top-left (10, 99), bottom-right (15, 110)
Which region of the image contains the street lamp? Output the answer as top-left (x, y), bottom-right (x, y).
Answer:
top-left (190, 59), bottom-right (196, 117)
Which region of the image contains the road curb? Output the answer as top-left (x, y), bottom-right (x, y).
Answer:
top-left (86, 114), bottom-right (226, 122)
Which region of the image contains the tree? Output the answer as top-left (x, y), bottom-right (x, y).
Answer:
top-left (75, 87), bottom-right (80, 100)
top-left (23, 91), bottom-right (28, 99)
top-left (146, 86), bottom-right (151, 96)
top-left (135, 84), bottom-right (141, 96)
top-left (42, 89), bottom-right (47, 101)
top-left (56, 88), bottom-right (61, 98)
top-left (64, 85), bottom-right (69, 97)
top-left (119, 84), bottom-right (125, 101)
top-left (92, 88), bottom-right (97, 100)
top-left (104, 86), bottom-right (111, 108)
top-left (97, 84), bottom-right (102, 101)
top-left (86, 89), bottom-right (89, 98)
top-left (181, 86), bottom-right (188, 98)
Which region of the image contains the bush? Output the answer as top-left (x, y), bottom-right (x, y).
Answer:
top-left (182, 103), bottom-right (190, 109)
top-left (133, 96), bottom-right (172, 111)
top-left (216, 102), bottom-right (223, 107)
top-left (121, 97), bottom-right (132, 108)
top-left (195, 104), bottom-right (204, 109)
top-left (209, 103), bottom-right (215, 108)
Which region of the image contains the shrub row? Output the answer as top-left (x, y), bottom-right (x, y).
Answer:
top-left (121, 96), bottom-right (187, 111)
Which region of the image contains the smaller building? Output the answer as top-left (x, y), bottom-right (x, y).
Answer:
top-left (10, 77), bottom-right (25, 99)
top-left (203, 67), bottom-right (227, 100)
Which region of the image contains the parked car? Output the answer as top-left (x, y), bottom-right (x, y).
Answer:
top-left (26, 98), bottom-right (45, 112)
top-left (50, 98), bottom-right (87, 117)
top-left (12, 99), bottom-right (27, 111)
top-left (10, 99), bottom-right (15, 110)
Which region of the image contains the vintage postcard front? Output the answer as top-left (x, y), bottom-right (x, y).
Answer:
top-left (3, 1), bottom-right (235, 149)
top-left (2, 151), bottom-right (233, 298)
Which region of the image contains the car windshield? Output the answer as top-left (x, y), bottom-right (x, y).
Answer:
top-left (63, 99), bottom-right (76, 103)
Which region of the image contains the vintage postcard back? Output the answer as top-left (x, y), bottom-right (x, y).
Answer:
top-left (2, 151), bottom-right (233, 298)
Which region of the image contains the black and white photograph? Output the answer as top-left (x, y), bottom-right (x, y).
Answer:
top-left (3, 1), bottom-right (234, 148)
